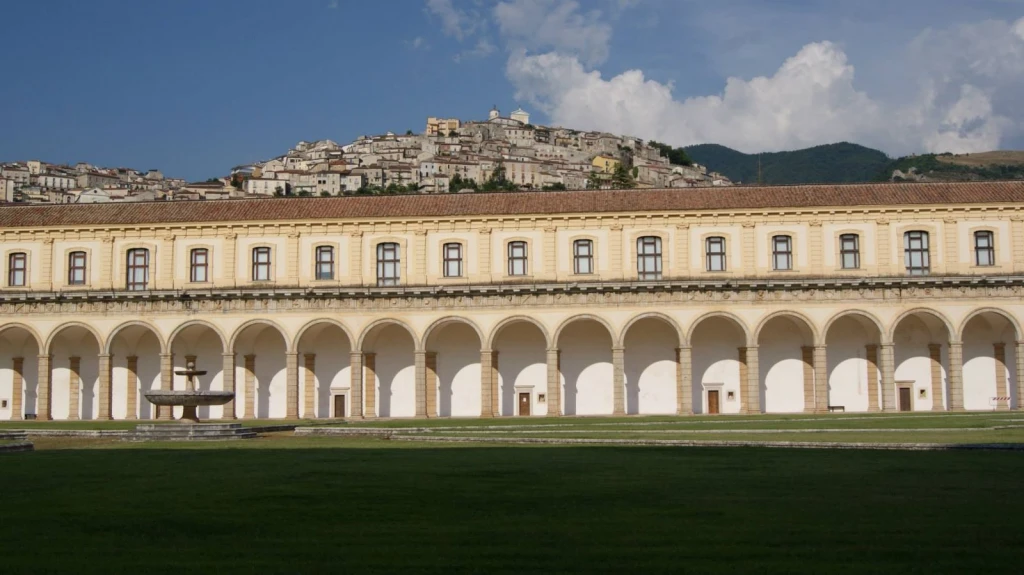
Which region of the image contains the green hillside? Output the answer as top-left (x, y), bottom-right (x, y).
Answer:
top-left (683, 142), bottom-right (891, 184)
top-left (878, 153), bottom-right (1024, 182)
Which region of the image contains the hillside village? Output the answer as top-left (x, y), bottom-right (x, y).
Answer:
top-left (0, 161), bottom-right (188, 204)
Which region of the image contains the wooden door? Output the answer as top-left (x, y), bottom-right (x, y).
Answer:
top-left (898, 387), bottom-right (911, 412)
top-left (518, 393), bottom-right (531, 416)
top-left (708, 390), bottom-right (720, 415)
top-left (334, 395), bottom-right (346, 418)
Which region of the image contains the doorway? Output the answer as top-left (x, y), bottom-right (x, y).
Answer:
top-left (334, 395), bottom-right (346, 418)
top-left (707, 390), bottom-right (720, 415)
top-left (518, 393), bottom-right (531, 416)
top-left (898, 387), bottom-right (912, 412)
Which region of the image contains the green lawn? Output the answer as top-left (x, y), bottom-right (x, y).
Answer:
top-left (4, 435), bottom-right (1024, 573)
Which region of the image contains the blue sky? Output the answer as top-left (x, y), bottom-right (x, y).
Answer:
top-left (1, 0), bottom-right (1022, 181)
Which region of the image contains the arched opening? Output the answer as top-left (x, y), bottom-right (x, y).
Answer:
top-left (623, 316), bottom-right (680, 415)
top-left (48, 325), bottom-right (101, 420)
top-left (961, 311), bottom-right (1018, 411)
top-left (361, 322), bottom-right (416, 418)
top-left (170, 323), bottom-right (227, 420)
top-left (690, 315), bottom-right (746, 415)
top-left (892, 311), bottom-right (951, 412)
top-left (0, 326), bottom-right (40, 420)
top-left (424, 320), bottom-right (482, 417)
top-left (107, 323), bottom-right (162, 420)
top-left (825, 313), bottom-right (883, 413)
top-left (557, 317), bottom-right (614, 416)
top-left (757, 314), bottom-right (816, 413)
top-left (295, 322), bottom-right (353, 418)
top-left (491, 319), bottom-right (548, 417)
top-left (231, 322), bottom-right (286, 419)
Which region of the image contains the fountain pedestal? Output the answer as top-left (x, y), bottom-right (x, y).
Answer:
top-left (136, 360), bottom-right (247, 440)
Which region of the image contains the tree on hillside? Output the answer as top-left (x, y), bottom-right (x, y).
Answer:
top-left (586, 171), bottom-right (602, 189)
top-left (648, 141), bottom-right (693, 166)
top-left (612, 164), bottom-right (636, 189)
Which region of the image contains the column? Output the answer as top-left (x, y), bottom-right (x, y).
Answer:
top-left (1015, 341), bottom-right (1024, 411)
top-left (801, 346), bottom-right (815, 413)
top-left (994, 343), bottom-right (1009, 411)
top-left (425, 351), bottom-right (438, 418)
top-left (98, 353), bottom-right (112, 420)
top-left (68, 356), bottom-right (81, 420)
top-left (10, 357), bottom-right (24, 421)
top-left (222, 353), bottom-right (236, 419)
top-left (303, 353), bottom-right (316, 418)
top-left (37, 355), bottom-right (52, 420)
top-left (741, 346), bottom-right (760, 414)
top-left (814, 345), bottom-right (828, 413)
top-left (480, 350), bottom-right (496, 418)
top-left (676, 346), bottom-right (692, 415)
top-left (125, 355), bottom-right (138, 420)
top-left (546, 348), bottom-right (560, 417)
top-left (349, 351), bottom-right (364, 419)
top-left (285, 351), bottom-right (299, 419)
top-left (865, 345), bottom-right (880, 412)
top-left (414, 350), bottom-right (428, 418)
top-left (363, 352), bottom-right (376, 418)
top-left (243, 354), bottom-right (256, 419)
top-left (612, 346), bottom-right (625, 416)
top-left (948, 341), bottom-right (964, 411)
top-left (158, 353), bottom-right (173, 420)
top-left (880, 343), bottom-right (896, 411)
top-left (928, 344), bottom-right (944, 410)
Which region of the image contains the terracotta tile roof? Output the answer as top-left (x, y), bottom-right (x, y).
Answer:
top-left (0, 181), bottom-right (1022, 229)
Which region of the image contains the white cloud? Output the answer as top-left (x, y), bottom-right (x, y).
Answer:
top-left (407, 36), bottom-right (429, 51)
top-left (494, 0), bottom-right (612, 67)
top-left (454, 38), bottom-right (496, 62)
top-left (426, 0), bottom-right (482, 41)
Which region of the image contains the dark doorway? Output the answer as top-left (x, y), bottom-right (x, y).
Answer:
top-left (518, 393), bottom-right (531, 416)
top-left (334, 395), bottom-right (346, 418)
top-left (708, 390), bottom-right (720, 415)
top-left (898, 387), bottom-right (912, 412)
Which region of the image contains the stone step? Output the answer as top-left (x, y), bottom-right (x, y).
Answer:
top-left (127, 423), bottom-right (257, 442)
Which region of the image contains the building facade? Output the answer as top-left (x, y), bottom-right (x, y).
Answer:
top-left (1, 182), bottom-right (1023, 421)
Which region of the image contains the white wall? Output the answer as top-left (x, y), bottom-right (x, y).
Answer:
top-left (826, 318), bottom-right (876, 412)
top-left (430, 323), bottom-right (481, 417)
top-left (253, 329), bottom-right (287, 418)
top-left (559, 321), bottom-right (613, 415)
top-left (370, 325), bottom-right (416, 418)
top-left (50, 332), bottom-right (100, 420)
top-left (961, 319), bottom-right (1015, 411)
top-left (0, 329), bottom-right (39, 420)
top-left (495, 322), bottom-right (548, 416)
top-left (759, 319), bottom-right (809, 413)
top-left (893, 316), bottom-right (947, 411)
top-left (298, 325), bottom-right (352, 418)
top-left (110, 330), bottom-right (162, 420)
top-left (623, 319), bottom-right (677, 415)
top-left (691, 319), bottom-right (743, 414)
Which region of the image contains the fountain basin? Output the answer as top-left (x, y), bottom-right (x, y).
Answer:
top-left (144, 390), bottom-right (234, 407)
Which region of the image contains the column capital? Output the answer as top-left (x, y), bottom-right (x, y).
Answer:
top-left (98, 353), bottom-right (112, 359)
top-left (160, 352), bottom-right (174, 359)
top-left (286, 351), bottom-right (299, 357)
top-left (612, 346), bottom-right (625, 353)
top-left (349, 350), bottom-right (363, 359)
top-left (222, 352), bottom-right (236, 359)
top-left (480, 348), bottom-right (494, 355)
top-left (813, 344), bottom-right (827, 351)
top-left (676, 345), bottom-right (692, 352)
top-left (948, 340), bottom-right (963, 348)
top-left (546, 347), bottom-right (560, 353)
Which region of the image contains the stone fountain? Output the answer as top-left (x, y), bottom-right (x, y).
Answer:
top-left (144, 359), bottom-right (234, 422)
top-left (133, 360), bottom-right (252, 441)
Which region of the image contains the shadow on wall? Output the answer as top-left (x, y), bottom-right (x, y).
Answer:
top-left (559, 320), bottom-right (613, 416)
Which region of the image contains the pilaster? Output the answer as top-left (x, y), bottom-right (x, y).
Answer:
top-left (286, 232), bottom-right (300, 285)
top-left (942, 218), bottom-right (959, 275)
top-left (612, 346), bottom-right (625, 415)
top-left (349, 351), bottom-right (364, 418)
top-left (546, 348), bottom-right (560, 417)
top-left (303, 353), bottom-right (316, 418)
top-left (480, 350), bottom-right (497, 417)
top-left (814, 345), bottom-right (828, 413)
top-left (741, 346), bottom-right (760, 414)
top-left (948, 341), bottom-right (964, 411)
top-left (1015, 341), bottom-right (1024, 410)
top-left (40, 238), bottom-right (54, 291)
top-left (801, 346), bottom-right (815, 413)
top-left (243, 354), bottom-right (256, 419)
top-left (364, 352), bottom-right (376, 418)
top-left (741, 223), bottom-right (755, 277)
top-left (285, 351), bottom-right (299, 419)
top-left (223, 232), bottom-right (237, 287)
top-left (222, 353), bottom-right (236, 419)
top-left (808, 220), bottom-right (823, 273)
top-left (876, 218), bottom-right (891, 275)
top-left (994, 343), bottom-right (1009, 410)
top-left (928, 344), bottom-right (944, 410)
top-left (425, 351), bottom-right (438, 418)
top-left (880, 343), bottom-right (895, 411)
top-left (609, 224), bottom-right (623, 281)
top-left (11, 357), bottom-right (24, 420)
top-left (1011, 217), bottom-right (1024, 273)
top-left (414, 230), bottom-right (428, 285)
top-left (159, 352), bottom-right (173, 420)
top-left (98, 353), bottom-right (112, 420)
top-left (543, 226), bottom-right (557, 281)
top-left (676, 346), bottom-right (692, 415)
top-left (865, 344), bottom-right (880, 412)
top-left (414, 350), bottom-right (427, 418)
top-left (350, 231), bottom-right (364, 286)
top-left (68, 356), bottom-right (81, 420)
top-left (125, 355), bottom-right (138, 420)
top-left (100, 237), bottom-right (114, 290)
top-left (36, 355), bottom-right (51, 420)
top-left (478, 228), bottom-right (492, 283)
top-left (159, 234), bottom-right (175, 290)
top-left (675, 224), bottom-right (689, 276)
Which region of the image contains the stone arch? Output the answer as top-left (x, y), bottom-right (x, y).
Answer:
top-left (291, 318), bottom-right (355, 353)
top-left (421, 316), bottom-right (485, 352)
top-left (890, 307), bottom-right (955, 412)
top-left (753, 310), bottom-right (820, 347)
top-left (104, 320), bottom-right (166, 354)
top-left (167, 320), bottom-right (228, 352)
top-left (686, 311), bottom-right (751, 347)
top-left (293, 318), bottom-right (355, 418)
top-left (957, 307), bottom-right (1022, 343)
top-left (755, 311), bottom-right (818, 413)
top-left (958, 307), bottom-right (1020, 411)
top-left (358, 317), bottom-right (418, 418)
top-left (552, 314), bottom-right (616, 348)
top-left (356, 318), bottom-right (418, 351)
top-left (485, 315), bottom-right (551, 350)
top-left (555, 314), bottom-right (616, 416)
top-left (823, 310), bottom-right (886, 343)
top-left (45, 321), bottom-right (103, 420)
top-left (228, 319), bottom-right (290, 352)
top-left (0, 322), bottom-right (44, 352)
top-left (824, 309), bottom-right (886, 413)
top-left (422, 316), bottom-right (484, 418)
top-left (44, 321), bottom-right (104, 355)
top-left (618, 312), bottom-right (683, 348)
top-left (888, 308), bottom-right (956, 343)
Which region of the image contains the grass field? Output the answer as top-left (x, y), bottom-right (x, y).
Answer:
top-left (4, 430), bottom-right (1024, 574)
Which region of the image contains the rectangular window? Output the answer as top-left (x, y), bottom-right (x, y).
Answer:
top-left (377, 242), bottom-right (400, 286)
top-left (839, 234), bottom-right (860, 269)
top-left (315, 246), bottom-right (335, 280)
top-left (573, 239), bottom-right (594, 274)
top-left (637, 236), bottom-right (662, 280)
top-left (706, 237), bottom-right (726, 272)
top-left (904, 231), bottom-right (930, 275)
top-left (507, 241), bottom-right (528, 276)
top-left (8, 252), bottom-right (26, 287)
top-left (772, 235), bottom-right (793, 271)
top-left (974, 231), bottom-right (994, 267)
top-left (126, 248), bottom-right (149, 291)
top-left (68, 251), bottom-right (87, 285)
top-left (190, 248), bottom-right (209, 283)
top-left (442, 243), bottom-right (463, 278)
top-left (252, 247), bottom-right (272, 281)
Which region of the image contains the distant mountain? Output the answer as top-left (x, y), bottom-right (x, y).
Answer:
top-left (683, 142), bottom-right (891, 185)
top-left (880, 152), bottom-right (1024, 182)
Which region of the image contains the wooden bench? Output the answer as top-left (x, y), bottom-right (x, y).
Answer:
top-left (827, 405), bottom-right (845, 412)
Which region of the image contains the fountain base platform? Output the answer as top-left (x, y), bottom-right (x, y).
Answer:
top-left (129, 423), bottom-right (257, 442)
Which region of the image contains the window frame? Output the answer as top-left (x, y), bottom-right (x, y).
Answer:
top-left (507, 241), bottom-right (529, 276)
top-left (251, 246), bottom-right (272, 282)
top-left (68, 250), bottom-right (87, 285)
top-left (125, 248), bottom-right (149, 291)
top-left (705, 236), bottom-right (727, 272)
top-left (974, 230), bottom-right (995, 267)
top-left (376, 242), bottom-right (401, 286)
top-left (904, 230), bottom-right (930, 276)
top-left (8, 252), bottom-right (27, 287)
top-left (315, 245), bottom-right (335, 281)
top-left (772, 235), bottom-right (793, 271)
top-left (442, 242), bottom-right (463, 278)
top-left (573, 239), bottom-right (594, 275)
top-left (636, 236), bottom-right (663, 280)
top-left (839, 233), bottom-right (860, 270)
top-left (189, 247), bottom-right (209, 283)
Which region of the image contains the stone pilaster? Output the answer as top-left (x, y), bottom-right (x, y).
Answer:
top-left (1012, 217), bottom-right (1024, 273)
top-left (801, 346), bottom-right (815, 413)
top-left (414, 350), bottom-right (427, 418)
top-left (477, 228), bottom-right (492, 283)
top-left (285, 351), bottom-right (299, 419)
top-left (741, 223), bottom-right (755, 277)
top-left (865, 345), bottom-right (880, 412)
top-left (480, 350), bottom-right (496, 418)
top-left (425, 351), bottom-right (438, 418)
top-left (303, 353), bottom-right (316, 418)
top-left (243, 354), bottom-right (256, 419)
top-left (675, 224), bottom-right (690, 276)
top-left (10, 357), bottom-right (24, 420)
top-left (741, 346), bottom-right (760, 414)
top-left (928, 344), bottom-right (944, 410)
top-left (159, 234), bottom-right (175, 290)
top-left (349, 231), bottom-right (363, 286)
top-left (994, 343), bottom-right (1009, 410)
top-left (814, 345), bottom-right (828, 413)
top-left (36, 355), bottom-right (52, 420)
top-left (546, 348), bottom-right (560, 417)
top-left (880, 343), bottom-right (896, 411)
top-left (125, 355), bottom-right (138, 420)
top-left (222, 353), bottom-right (236, 419)
top-left (413, 230), bottom-right (427, 285)
top-left (948, 341), bottom-right (964, 411)
top-left (942, 217), bottom-right (959, 275)
top-left (809, 221), bottom-right (823, 273)
top-left (158, 353), bottom-right (173, 420)
top-left (99, 237), bottom-right (114, 290)
top-left (223, 233), bottom-right (237, 287)
top-left (40, 238), bottom-right (54, 290)
top-left (68, 356), bottom-right (81, 420)
top-left (286, 232), bottom-right (300, 285)
top-left (98, 353), bottom-right (112, 420)
top-left (876, 218), bottom-right (891, 275)
top-left (1016, 341), bottom-right (1024, 411)
top-left (542, 226), bottom-right (557, 281)
top-left (676, 346), bottom-right (692, 415)
top-left (363, 353), bottom-right (376, 418)
top-left (609, 224), bottom-right (623, 280)
top-left (349, 351), bottom-right (364, 418)
top-left (612, 346), bottom-right (625, 415)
